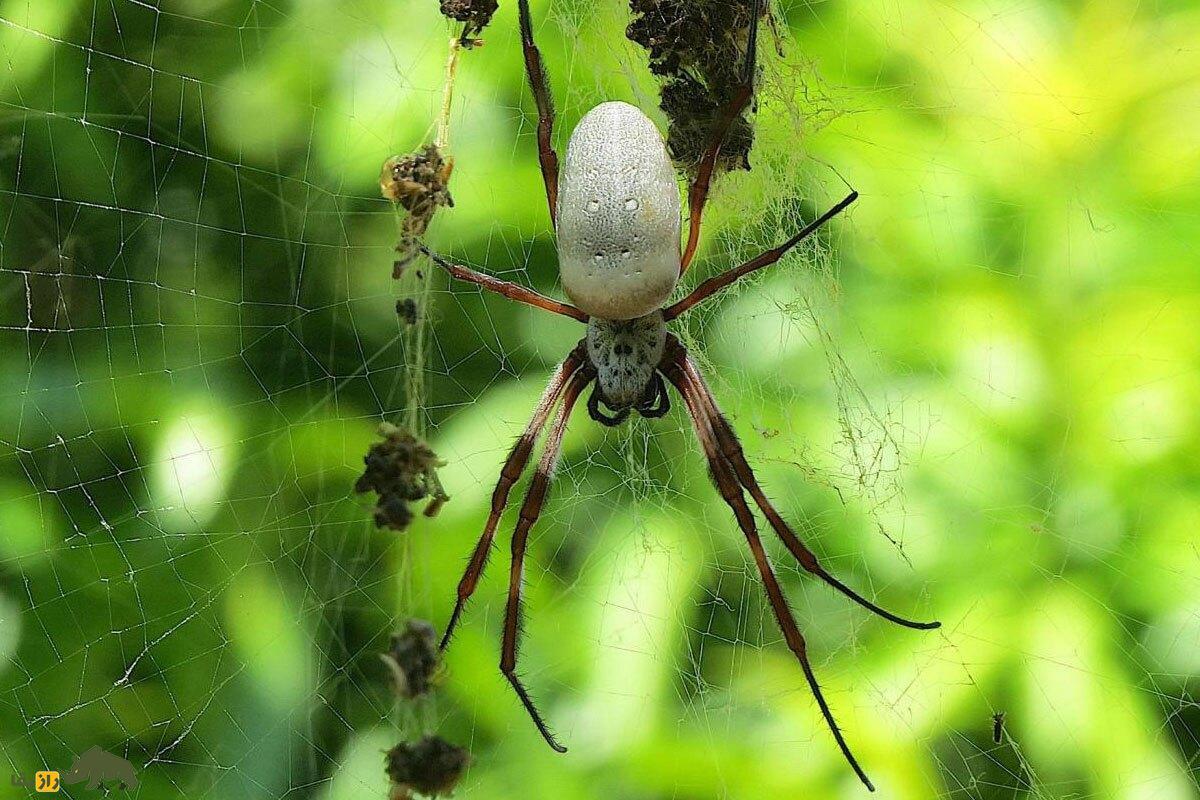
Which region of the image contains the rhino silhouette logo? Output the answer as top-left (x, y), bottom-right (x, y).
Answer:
top-left (62, 747), bottom-right (138, 791)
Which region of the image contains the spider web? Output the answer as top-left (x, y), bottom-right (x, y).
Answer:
top-left (1, 1), bottom-right (1198, 799)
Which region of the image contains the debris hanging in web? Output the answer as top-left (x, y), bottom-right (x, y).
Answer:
top-left (382, 145), bottom-right (455, 276)
top-left (396, 298), bottom-right (420, 325)
top-left (439, 0), bottom-right (497, 41)
top-left (381, 619), bottom-right (441, 699)
top-left (356, 423), bottom-right (450, 531)
top-left (385, 736), bottom-right (470, 799)
top-left (626, 0), bottom-right (771, 175)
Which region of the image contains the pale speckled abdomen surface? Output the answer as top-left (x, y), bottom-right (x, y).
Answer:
top-left (556, 101), bottom-right (681, 321)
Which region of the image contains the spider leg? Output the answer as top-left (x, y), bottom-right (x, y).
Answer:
top-left (500, 365), bottom-right (593, 753)
top-left (661, 347), bottom-right (875, 792)
top-left (518, 0), bottom-right (561, 227)
top-left (678, 347), bottom-right (939, 630)
top-left (680, 0), bottom-right (763, 272)
top-left (665, 191), bottom-right (858, 321)
top-left (440, 342), bottom-right (588, 650)
top-left (415, 243), bottom-right (587, 321)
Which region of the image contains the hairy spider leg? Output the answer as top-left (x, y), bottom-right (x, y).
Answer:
top-left (680, 0), bottom-right (764, 272)
top-left (500, 365), bottom-right (595, 752)
top-left (518, 0), bottom-right (561, 228)
top-left (661, 344), bottom-right (875, 791)
top-left (416, 243), bottom-right (587, 321)
top-left (677, 346), bottom-right (940, 630)
top-left (666, 191), bottom-right (858, 321)
top-left (439, 342), bottom-right (589, 650)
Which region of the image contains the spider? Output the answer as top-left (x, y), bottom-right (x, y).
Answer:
top-left (416, 0), bottom-right (939, 790)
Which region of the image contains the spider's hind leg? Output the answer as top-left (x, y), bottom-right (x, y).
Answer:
top-left (678, 349), bottom-right (940, 631)
top-left (499, 366), bottom-right (594, 753)
top-left (660, 341), bottom-right (876, 792)
top-left (680, 0), bottom-right (766, 271)
top-left (439, 343), bottom-right (588, 651)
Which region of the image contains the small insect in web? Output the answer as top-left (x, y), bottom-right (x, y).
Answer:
top-left (414, 0), bottom-right (940, 791)
top-left (993, 711), bottom-right (1006, 743)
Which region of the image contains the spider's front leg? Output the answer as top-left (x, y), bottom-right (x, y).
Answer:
top-left (517, 0), bottom-right (560, 227)
top-left (680, 0), bottom-right (764, 271)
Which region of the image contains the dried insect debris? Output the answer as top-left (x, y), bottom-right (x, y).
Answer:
top-left (381, 619), bottom-right (441, 699)
top-left (382, 145), bottom-right (455, 276)
top-left (627, 0), bottom-right (771, 174)
top-left (356, 423), bottom-right (450, 531)
top-left (386, 736), bottom-right (471, 800)
top-left (439, 0), bottom-right (497, 41)
top-left (396, 298), bottom-right (420, 325)
top-left (384, 0), bottom-right (499, 274)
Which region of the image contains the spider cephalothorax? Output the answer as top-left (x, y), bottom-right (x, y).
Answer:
top-left (413, 0), bottom-right (938, 791)
top-left (585, 312), bottom-right (668, 424)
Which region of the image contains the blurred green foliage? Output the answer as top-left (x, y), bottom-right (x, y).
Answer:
top-left (1, 0), bottom-right (1198, 798)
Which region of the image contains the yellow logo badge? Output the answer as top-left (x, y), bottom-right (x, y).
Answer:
top-left (34, 771), bottom-right (60, 793)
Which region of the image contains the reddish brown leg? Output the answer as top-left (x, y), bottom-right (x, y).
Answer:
top-left (440, 342), bottom-right (588, 650)
top-left (416, 243), bottom-right (587, 321)
top-left (661, 343), bottom-right (875, 792)
top-left (680, 0), bottom-right (763, 272)
top-left (666, 191), bottom-right (858, 320)
top-left (500, 365), bottom-right (593, 752)
top-left (518, 0), bottom-right (560, 228)
top-left (679, 351), bottom-right (939, 631)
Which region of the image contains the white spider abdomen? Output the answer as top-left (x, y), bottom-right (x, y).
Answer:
top-left (586, 312), bottom-right (666, 409)
top-left (557, 101), bottom-right (681, 321)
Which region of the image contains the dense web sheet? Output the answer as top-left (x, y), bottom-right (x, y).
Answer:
top-left (1, 1), bottom-right (1198, 799)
